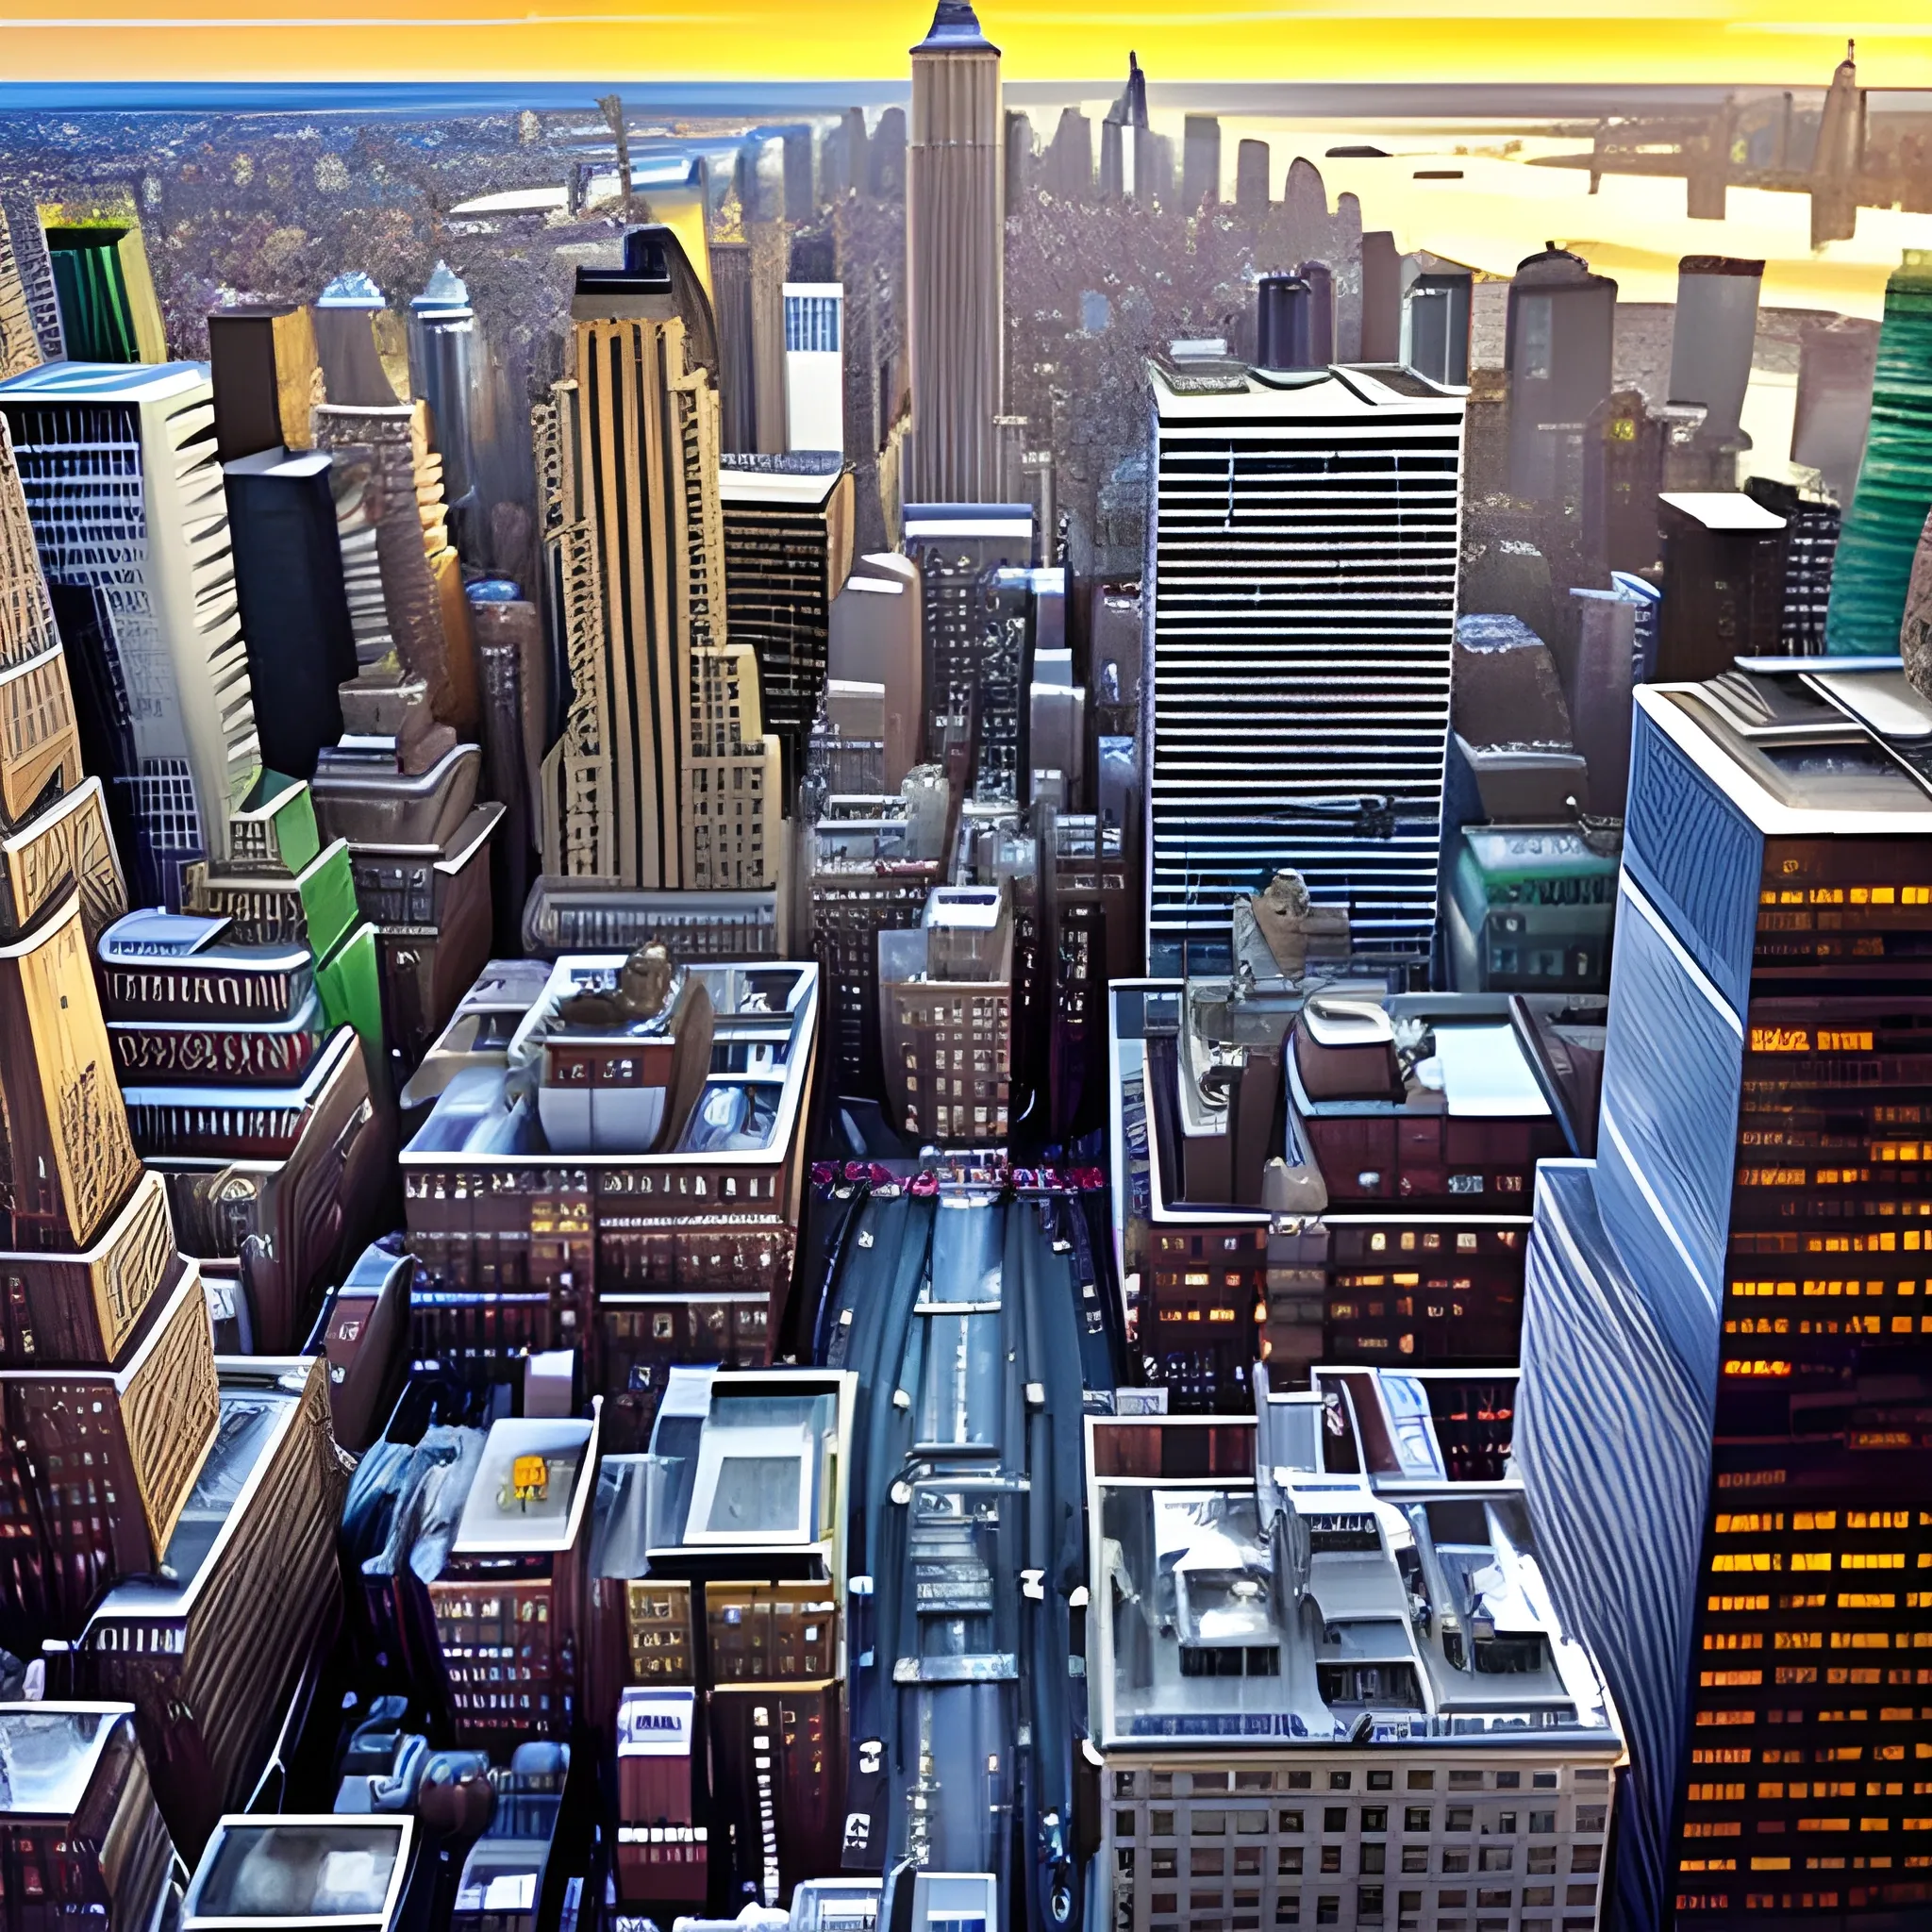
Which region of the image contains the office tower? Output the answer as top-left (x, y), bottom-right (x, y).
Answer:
top-left (901, 502), bottom-right (1032, 761)
top-left (783, 282), bottom-right (845, 454)
top-left (0, 415), bottom-right (216, 1650)
top-left (1234, 138), bottom-right (1271, 218)
top-left (0, 361), bottom-right (262, 907)
top-left (1582, 388), bottom-right (1665, 576)
top-left (470, 588), bottom-right (546, 939)
top-left (1825, 250), bottom-right (1932, 658)
top-left (537, 225), bottom-right (780, 895)
top-left (1295, 258), bottom-right (1338, 367)
top-left (878, 881), bottom-right (1011, 1143)
top-left (1517, 670), bottom-right (1932, 1932)
top-left (711, 239), bottom-right (761, 457)
top-left (1402, 256), bottom-right (1473, 386)
top-left (1793, 315), bottom-right (1877, 507)
top-left (221, 448), bottom-right (357, 779)
top-left (0, 1705), bottom-right (177, 1932)
top-left (808, 770), bottom-right (946, 1096)
top-left (717, 456), bottom-right (857, 801)
top-left (1004, 108), bottom-right (1033, 210)
top-left (1182, 113), bottom-right (1222, 208)
top-left (1811, 41), bottom-right (1862, 248)
top-left (1043, 106), bottom-right (1093, 201)
top-left (1360, 232), bottom-right (1403, 362)
top-left (828, 552), bottom-right (923, 788)
top-left (906, 0), bottom-right (1003, 504)
top-left (312, 400), bottom-right (479, 731)
top-left (1657, 491), bottom-right (1788, 680)
top-left (311, 270), bottom-right (402, 407)
top-left (407, 261), bottom-right (486, 559)
top-left (1744, 475), bottom-right (1842, 653)
top-left (1099, 52), bottom-right (1152, 203)
top-left (36, 198), bottom-right (167, 368)
top-left (1669, 256), bottom-right (1763, 443)
top-left (1145, 354), bottom-right (1464, 971)
top-left (1047, 813), bottom-right (1129, 1141)
top-left (71, 1357), bottom-right (348, 1858)
top-left (205, 301), bottom-right (320, 463)
top-left (1566, 585), bottom-right (1642, 815)
top-left (969, 565), bottom-right (1030, 803)
top-left (1089, 1378), bottom-right (1622, 1932)
top-left (1507, 246), bottom-right (1617, 506)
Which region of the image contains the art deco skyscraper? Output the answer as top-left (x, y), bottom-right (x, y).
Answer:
top-left (0, 361), bottom-right (261, 908)
top-left (537, 225), bottom-right (780, 893)
top-left (907, 0), bottom-right (1004, 504)
top-left (0, 409), bottom-right (217, 1655)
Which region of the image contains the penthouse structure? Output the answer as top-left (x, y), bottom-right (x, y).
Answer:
top-left (1089, 1373), bottom-right (1621, 1932)
top-left (1518, 666), bottom-right (1932, 1931)
top-left (1145, 356), bottom-right (1464, 972)
top-left (0, 361), bottom-right (260, 908)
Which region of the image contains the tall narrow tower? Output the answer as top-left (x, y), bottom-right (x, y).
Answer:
top-left (907, 0), bottom-right (1004, 505)
top-left (536, 225), bottom-right (780, 893)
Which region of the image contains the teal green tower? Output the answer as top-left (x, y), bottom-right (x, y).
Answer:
top-left (1824, 249), bottom-right (1932, 654)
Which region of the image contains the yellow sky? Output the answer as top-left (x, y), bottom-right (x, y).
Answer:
top-left (2, 0), bottom-right (1930, 86)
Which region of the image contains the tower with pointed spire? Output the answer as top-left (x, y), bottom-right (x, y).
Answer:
top-left (907, 0), bottom-right (1004, 505)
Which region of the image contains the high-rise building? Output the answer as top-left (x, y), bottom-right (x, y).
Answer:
top-left (901, 502), bottom-right (1032, 762)
top-left (0, 361), bottom-right (261, 908)
top-left (906, 0), bottom-right (1003, 504)
top-left (0, 411), bottom-right (217, 1657)
top-left (1517, 670), bottom-right (1932, 1932)
top-left (1824, 249), bottom-right (1932, 657)
top-left (783, 283), bottom-right (845, 455)
top-left (1088, 1378), bottom-right (1622, 1932)
top-left (1506, 247), bottom-right (1616, 507)
top-left (1182, 113), bottom-right (1222, 209)
top-left (717, 456), bottom-right (857, 804)
top-left (537, 225), bottom-right (781, 896)
top-left (1656, 491), bottom-right (1789, 680)
top-left (1145, 356), bottom-right (1464, 971)
top-left (0, 212), bottom-right (45, 381)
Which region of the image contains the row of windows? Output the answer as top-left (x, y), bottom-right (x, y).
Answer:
top-left (1130, 1881), bottom-right (1597, 1928)
top-left (1710, 1552), bottom-right (1929, 1573)
top-left (1111, 1768), bottom-right (1585, 1797)
top-left (1124, 1842), bottom-right (1600, 1877)
top-left (1118, 1807), bottom-right (1607, 1840)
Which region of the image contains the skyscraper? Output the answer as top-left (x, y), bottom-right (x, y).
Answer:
top-left (1518, 670), bottom-right (1932, 1932)
top-left (1145, 354), bottom-right (1464, 971)
top-left (717, 456), bottom-right (857, 803)
top-left (536, 225), bottom-right (780, 895)
top-left (0, 361), bottom-right (261, 908)
top-left (0, 408), bottom-right (215, 1655)
top-left (907, 0), bottom-right (1003, 504)
top-left (1824, 250), bottom-right (1932, 658)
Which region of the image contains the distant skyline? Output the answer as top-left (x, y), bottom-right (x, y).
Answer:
top-left (0, 1), bottom-right (1928, 89)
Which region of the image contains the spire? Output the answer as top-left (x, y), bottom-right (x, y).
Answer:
top-left (913, 0), bottom-right (996, 54)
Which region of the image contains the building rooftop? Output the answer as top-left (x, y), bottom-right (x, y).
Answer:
top-left (1088, 1370), bottom-right (1619, 1751)
top-left (1657, 490), bottom-right (1786, 532)
top-left (1149, 361), bottom-right (1467, 423)
top-left (912, 0), bottom-right (997, 54)
top-left (716, 458), bottom-right (847, 508)
top-left (1649, 670), bottom-right (1932, 831)
top-left (0, 1705), bottom-right (131, 1819)
top-left (0, 359), bottom-right (208, 403)
top-left (453, 1417), bottom-right (597, 1557)
top-left (185, 1817), bottom-right (412, 1929)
